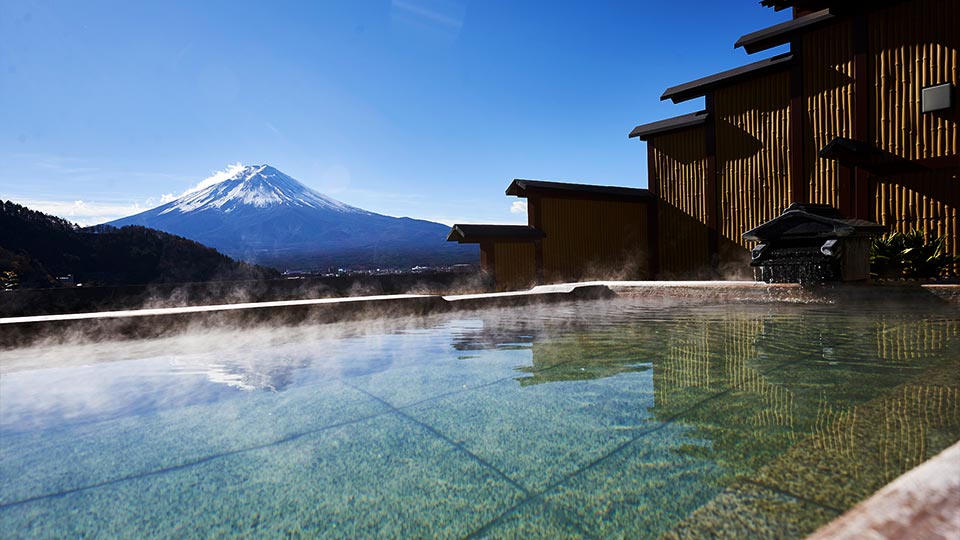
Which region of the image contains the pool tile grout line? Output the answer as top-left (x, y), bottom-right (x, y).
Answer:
top-left (0, 338), bottom-right (830, 525)
top-left (0, 408), bottom-right (392, 511)
top-left (739, 478), bottom-right (845, 514)
top-left (462, 387), bottom-right (741, 539)
top-left (0, 373), bottom-right (517, 510)
top-left (343, 382), bottom-right (532, 498)
top-left (3, 345), bottom-right (814, 515)
top-left (462, 351), bottom-right (836, 538)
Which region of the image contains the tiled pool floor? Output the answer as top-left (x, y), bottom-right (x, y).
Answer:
top-left (1, 299), bottom-right (958, 539)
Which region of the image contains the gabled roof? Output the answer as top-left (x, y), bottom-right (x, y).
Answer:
top-left (446, 224), bottom-right (545, 243)
top-left (506, 179), bottom-right (652, 201)
top-left (742, 203), bottom-right (886, 242)
top-left (735, 9), bottom-right (836, 54)
top-left (629, 111), bottom-right (709, 140)
top-left (660, 53), bottom-right (794, 104)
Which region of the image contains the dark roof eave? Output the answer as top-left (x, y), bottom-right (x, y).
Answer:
top-left (446, 224), bottom-right (545, 243)
top-left (629, 110), bottom-right (709, 140)
top-left (735, 9), bottom-right (836, 54)
top-left (660, 52), bottom-right (794, 104)
top-left (506, 179), bottom-right (652, 201)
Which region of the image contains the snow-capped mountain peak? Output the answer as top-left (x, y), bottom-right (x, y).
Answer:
top-left (106, 163), bottom-right (477, 269)
top-left (159, 164), bottom-right (364, 215)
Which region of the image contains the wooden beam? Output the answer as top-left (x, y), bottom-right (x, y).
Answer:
top-left (527, 194), bottom-right (544, 284)
top-left (916, 155), bottom-right (960, 170)
top-left (705, 92), bottom-right (719, 270)
top-left (838, 165), bottom-right (854, 217)
top-left (479, 241), bottom-right (494, 273)
top-left (646, 142), bottom-right (661, 279)
top-left (853, 13), bottom-right (870, 220)
top-left (790, 38), bottom-right (806, 203)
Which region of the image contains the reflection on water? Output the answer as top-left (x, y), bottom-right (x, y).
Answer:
top-left (454, 304), bottom-right (960, 538)
top-left (0, 299), bottom-right (957, 539)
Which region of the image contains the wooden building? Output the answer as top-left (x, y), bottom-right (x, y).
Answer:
top-left (632, 0), bottom-right (958, 277)
top-left (446, 224), bottom-right (544, 291)
top-left (507, 180), bottom-right (654, 284)
top-left (452, 0), bottom-right (957, 289)
top-left (449, 180), bottom-right (653, 290)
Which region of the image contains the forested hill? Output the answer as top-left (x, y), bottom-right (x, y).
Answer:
top-left (0, 200), bottom-right (278, 289)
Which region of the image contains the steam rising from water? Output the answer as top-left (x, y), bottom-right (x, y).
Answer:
top-left (1, 296), bottom-right (958, 539)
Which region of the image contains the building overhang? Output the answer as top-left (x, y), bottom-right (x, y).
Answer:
top-left (446, 224), bottom-right (545, 244)
top-left (629, 111), bottom-right (709, 141)
top-left (818, 137), bottom-right (929, 176)
top-left (660, 53), bottom-right (794, 104)
top-left (735, 9), bottom-right (836, 54)
top-left (506, 179), bottom-right (652, 201)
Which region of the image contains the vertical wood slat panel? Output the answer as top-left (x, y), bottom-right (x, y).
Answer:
top-left (869, 0), bottom-right (959, 259)
top-left (714, 71), bottom-right (793, 253)
top-left (649, 127), bottom-right (711, 276)
top-left (803, 20), bottom-right (855, 207)
top-left (539, 197), bottom-right (648, 283)
top-left (493, 242), bottom-right (536, 291)
top-left (870, 170), bottom-right (960, 260)
top-left (871, 0), bottom-right (959, 160)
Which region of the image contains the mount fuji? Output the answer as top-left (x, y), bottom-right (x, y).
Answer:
top-left (107, 165), bottom-right (476, 269)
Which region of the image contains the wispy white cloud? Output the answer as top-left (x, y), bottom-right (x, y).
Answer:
top-left (2, 158), bottom-right (253, 226)
top-left (392, 0), bottom-right (465, 30)
top-left (180, 162), bottom-right (246, 197)
top-left (12, 198), bottom-right (149, 227)
top-left (510, 201), bottom-right (527, 214)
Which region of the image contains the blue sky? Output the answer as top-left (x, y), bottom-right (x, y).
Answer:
top-left (0, 1), bottom-right (789, 226)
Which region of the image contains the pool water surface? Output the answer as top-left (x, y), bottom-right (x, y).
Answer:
top-left (1, 298), bottom-right (958, 539)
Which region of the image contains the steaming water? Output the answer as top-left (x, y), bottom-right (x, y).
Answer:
top-left (1, 298), bottom-right (958, 539)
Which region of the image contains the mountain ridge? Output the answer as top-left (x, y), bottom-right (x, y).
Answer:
top-left (108, 164), bottom-right (476, 270)
top-left (0, 200), bottom-right (277, 289)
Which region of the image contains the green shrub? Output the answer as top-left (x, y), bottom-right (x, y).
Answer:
top-left (870, 230), bottom-right (958, 279)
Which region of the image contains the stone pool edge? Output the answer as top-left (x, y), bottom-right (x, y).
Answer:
top-left (1, 279), bottom-right (957, 538)
top-left (804, 440), bottom-right (960, 540)
top-left (1, 281), bottom-right (956, 349)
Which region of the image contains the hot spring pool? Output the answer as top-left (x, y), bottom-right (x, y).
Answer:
top-left (1, 297), bottom-right (958, 539)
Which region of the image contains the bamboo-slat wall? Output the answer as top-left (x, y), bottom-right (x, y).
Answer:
top-left (721, 317), bottom-right (798, 431)
top-left (876, 316), bottom-right (960, 362)
top-left (493, 242), bottom-right (536, 292)
top-left (878, 384), bottom-right (959, 482)
top-left (715, 71), bottom-right (793, 252)
top-left (648, 127), bottom-right (711, 276)
top-left (539, 197), bottom-right (648, 283)
top-left (869, 0), bottom-right (960, 259)
top-left (654, 320), bottom-right (714, 409)
top-left (870, 0), bottom-right (959, 160)
top-left (803, 19), bottom-right (855, 207)
top-left (871, 169), bottom-right (959, 258)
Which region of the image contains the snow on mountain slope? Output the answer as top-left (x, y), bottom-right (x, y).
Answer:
top-left (159, 165), bottom-right (366, 215)
top-left (106, 164), bottom-right (476, 269)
